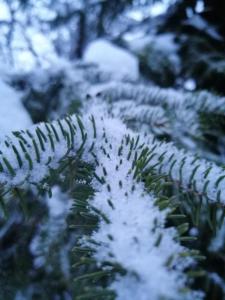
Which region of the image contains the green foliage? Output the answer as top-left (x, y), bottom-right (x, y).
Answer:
top-left (181, 37), bottom-right (225, 93)
top-left (139, 42), bottom-right (179, 87)
top-left (2, 2), bottom-right (225, 295)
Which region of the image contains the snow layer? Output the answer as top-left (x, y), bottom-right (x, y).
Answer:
top-left (84, 39), bottom-right (139, 81)
top-left (85, 116), bottom-right (194, 300)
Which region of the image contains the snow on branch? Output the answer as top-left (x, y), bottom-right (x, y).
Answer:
top-left (88, 82), bottom-right (225, 160)
top-left (89, 82), bottom-right (183, 108)
top-left (80, 124), bottom-right (202, 300)
top-left (0, 108), bottom-right (224, 298)
top-left (0, 110), bottom-right (225, 203)
top-left (91, 82), bottom-right (225, 116)
top-left (142, 135), bottom-right (225, 204)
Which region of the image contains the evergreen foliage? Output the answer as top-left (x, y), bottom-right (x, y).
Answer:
top-left (0, 62), bottom-right (224, 299)
top-left (1, 1), bottom-right (225, 299)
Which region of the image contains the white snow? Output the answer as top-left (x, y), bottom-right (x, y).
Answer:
top-left (0, 75), bottom-right (32, 138)
top-left (128, 32), bottom-right (178, 54)
top-left (84, 39), bottom-right (139, 81)
top-left (149, 1), bottom-right (171, 17)
top-left (126, 0), bottom-right (174, 19)
top-left (195, 0), bottom-right (205, 13)
top-left (85, 117), bottom-right (193, 300)
top-left (0, 1), bottom-right (10, 21)
top-left (47, 186), bottom-right (72, 217)
top-left (184, 79), bottom-right (196, 91)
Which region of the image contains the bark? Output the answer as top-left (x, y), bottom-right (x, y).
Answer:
top-left (71, 10), bottom-right (86, 59)
top-left (97, 2), bottom-right (107, 37)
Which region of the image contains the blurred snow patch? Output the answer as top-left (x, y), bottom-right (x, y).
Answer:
top-left (184, 79), bottom-right (196, 91)
top-left (149, 1), bottom-right (169, 17)
top-left (84, 39), bottom-right (139, 81)
top-left (195, 0), bottom-right (205, 13)
top-left (0, 74), bottom-right (32, 137)
top-left (128, 33), bottom-right (178, 55)
top-left (47, 186), bottom-right (72, 217)
top-left (0, 1), bottom-right (10, 21)
top-left (209, 223), bottom-right (225, 252)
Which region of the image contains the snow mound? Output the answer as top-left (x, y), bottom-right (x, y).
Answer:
top-left (84, 39), bottom-right (139, 80)
top-left (0, 78), bottom-right (32, 137)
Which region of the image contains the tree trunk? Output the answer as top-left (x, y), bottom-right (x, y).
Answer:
top-left (97, 2), bottom-right (107, 37)
top-left (71, 10), bottom-right (86, 59)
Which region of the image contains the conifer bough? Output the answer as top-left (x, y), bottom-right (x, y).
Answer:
top-left (1, 112), bottom-right (224, 204)
top-left (0, 110), bottom-right (224, 299)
